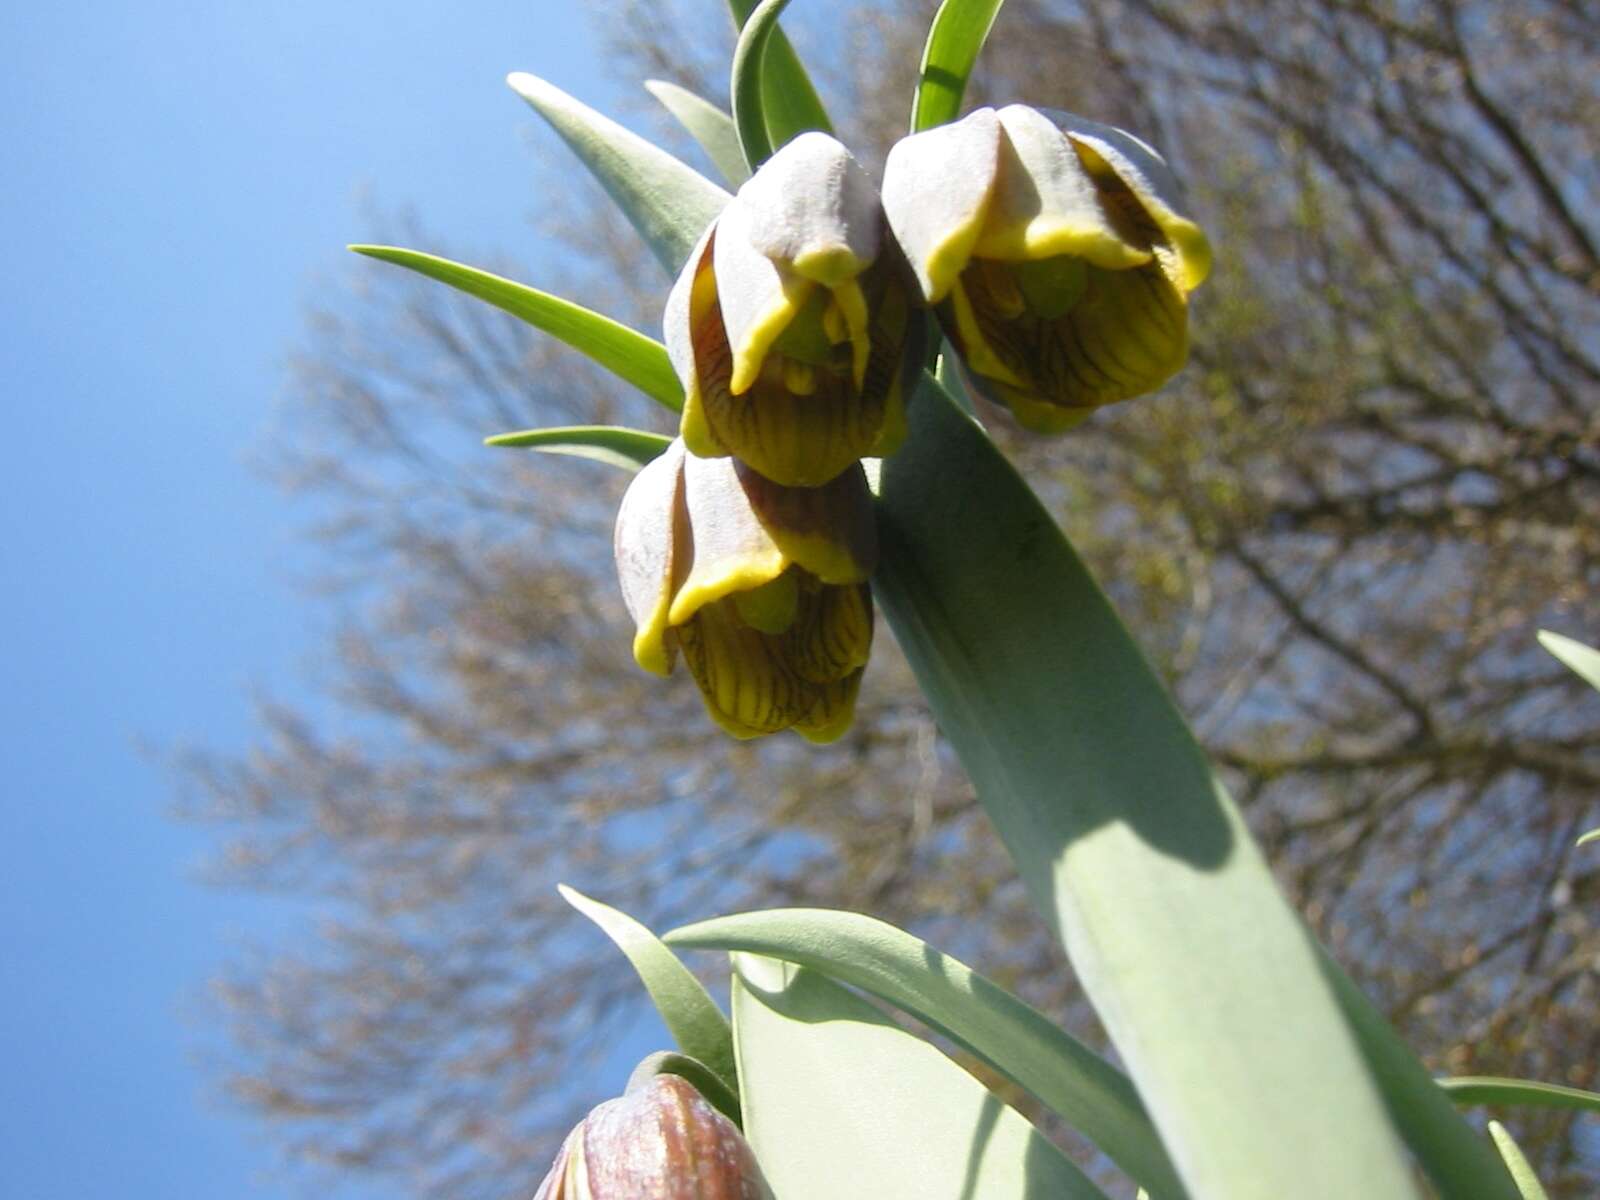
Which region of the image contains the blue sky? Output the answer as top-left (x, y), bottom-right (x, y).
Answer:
top-left (1, 3), bottom-right (639, 1194)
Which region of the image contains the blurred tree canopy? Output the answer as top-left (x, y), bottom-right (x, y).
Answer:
top-left (177, 1), bottom-right (1598, 1195)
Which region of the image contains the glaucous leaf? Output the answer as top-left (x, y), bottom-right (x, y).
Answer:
top-left (1487, 1122), bottom-right (1551, 1200)
top-left (1440, 1076), bottom-right (1600, 1116)
top-left (870, 371), bottom-right (1430, 1200)
top-left (484, 425), bottom-right (671, 471)
top-left (726, 0), bottom-right (832, 152)
top-left (644, 80), bottom-right (750, 187)
top-left (669, 907), bottom-right (1185, 1198)
top-left (352, 246), bottom-right (683, 412)
top-left (731, 953), bottom-right (1109, 1200)
top-left (1538, 629), bottom-right (1600, 692)
top-left (506, 73), bottom-right (730, 275)
top-left (559, 886), bottom-right (738, 1104)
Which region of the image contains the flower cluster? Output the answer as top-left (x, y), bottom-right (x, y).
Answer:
top-left (615, 112), bottom-right (1208, 740)
top-left (616, 132), bottom-right (917, 742)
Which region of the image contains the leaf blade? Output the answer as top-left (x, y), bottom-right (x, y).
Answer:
top-left (1321, 955), bottom-right (1526, 1198)
top-left (483, 425), bottom-right (671, 471)
top-left (726, 0), bottom-right (832, 151)
top-left (506, 73), bottom-right (730, 275)
top-left (1441, 1076), bottom-right (1600, 1115)
top-left (1488, 1122), bottom-right (1552, 1200)
top-left (731, 954), bottom-right (1110, 1200)
top-left (644, 80), bottom-right (750, 187)
top-left (869, 373), bottom-right (1448, 1200)
top-left (1537, 629), bottom-right (1600, 693)
top-left (912, 0), bottom-right (1007, 132)
top-left (668, 907), bottom-right (1186, 1199)
top-left (558, 886), bottom-right (738, 1100)
top-left (351, 245), bottom-right (683, 411)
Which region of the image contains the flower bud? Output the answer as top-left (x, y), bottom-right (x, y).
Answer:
top-left (665, 132), bottom-right (922, 487)
top-left (533, 1073), bottom-right (772, 1200)
top-left (882, 105), bottom-right (1211, 431)
top-left (615, 438), bottom-right (875, 742)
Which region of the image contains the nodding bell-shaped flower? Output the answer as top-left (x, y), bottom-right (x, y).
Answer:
top-left (882, 105), bottom-right (1211, 432)
top-left (666, 132), bottom-right (922, 487)
top-left (533, 1073), bottom-right (773, 1200)
top-left (615, 439), bottom-right (875, 742)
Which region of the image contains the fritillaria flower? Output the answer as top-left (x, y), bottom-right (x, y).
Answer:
top-left (882, 105), bottom-right (1211, 432)
top-left (666, 131), bottom-right (921, 487)
top-left (533, 1073), bottom-right (773, 1200)
top-left (615, 439), bottom-right (875, 742)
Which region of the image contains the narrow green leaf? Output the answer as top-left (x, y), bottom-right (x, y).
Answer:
top-left (1537, 629), bottom-right (1600, 693)
top-left (643, 80), bottom-right (750, 187)
top-left (1577, 828), bottom-right (1600, 849)
top-left (1441, 1076), bottom-right (1600, 1115)
top-left (912, 0), bottom-right (1007, 132)
top-left (625, 1050), bottom-right (743, 1126)
top-left (1487, 1121), bottom-right (1552, 1200)
top-left (1321, 955), bottom-right (1524, 1198)
top-left (730, 954), bottom-right (1110, 1200)
top-left (483, 425), bottom-right (671, 471)
top-left (730, 0), bottom-right (793, 168)
top-left (668, 907), bottom-right (1186, 1199)
top-left (351, 246), bottom-right (682, 412)
top-left (726, 0), bottom-right (832, 152)
top-left (506, 73), bottom-right (730, 274)
top-left (558, 886), bottom-right (738, 1102)
top-left (870, 373), bottom-right (1431, 1200)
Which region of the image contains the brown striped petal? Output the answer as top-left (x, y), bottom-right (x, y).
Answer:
top-left (533, 1074), bottom-right (772, 1200)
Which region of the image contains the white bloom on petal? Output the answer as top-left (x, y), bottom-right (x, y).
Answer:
top-left (666, 133), bottom-right (922, 487)
top-left (615, 439), bottom-right (875, 742)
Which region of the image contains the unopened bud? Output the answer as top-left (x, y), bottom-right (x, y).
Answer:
top-left (533, 1073), bottom-right (772, 1200)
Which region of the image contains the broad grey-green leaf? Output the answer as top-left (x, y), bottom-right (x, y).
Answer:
top-left (870, 372), bottom-right (1427, 1200)
top-left (731, 954), bottom-right (1109, 1200)
top-left (351, 246), bottom-right (682, 412)
top-left (726, 0), bottom-right (832, 153)
top-left (558, 886), bottom-right (738, 1103)
top-left (1538, 629), bottom-right (1600, 693)
top-left (1487, 1122), bottom-right (1552, 1200)
top-left (506, 73), bottom-right (730, 275)
top-left (483, 425), bottom-right (671, 471)
top-left (1441, 1076), bottom-right (1600, 1116)
top-left (668, 907), bottom-right (1185, 1199)
top-left (912, 0), bottom-right (1007, 132)
top-left (644, 80), bottom-right (750, 187)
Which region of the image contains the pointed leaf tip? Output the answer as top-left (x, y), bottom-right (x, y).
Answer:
top-left (505, 71), bottom-right (729, 276)
top-left (1537, 629), bottom-right (1600, 692)
top-left (559, 886), bottom-right (739, 1101)
top-left (484, 426), bottom-right (672, 472)
top-left (349, 245), bottom-right (682, 411)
